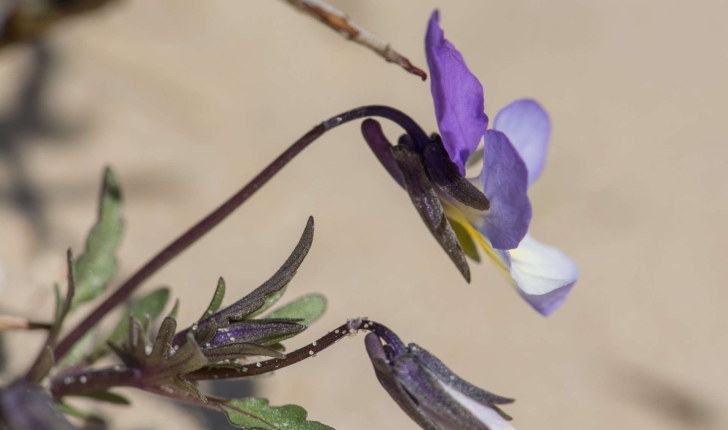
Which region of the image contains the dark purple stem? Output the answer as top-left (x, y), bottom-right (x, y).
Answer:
top-left (54, 106), bottom-right (429, 361)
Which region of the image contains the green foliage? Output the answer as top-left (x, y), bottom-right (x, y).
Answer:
top-left (266, 294), bottom-right (327, 326)
top-left (87, 288), bottom-right (169, 363)
top-left (245, 285), bottom-right (288, 320)
top-left (56, 402), bottom-right (104, 423)
top-left (200, 277), bottom-right (226, 321)
top-left (57, 329), bottom-right (97, 370)
top-left (108, 288), bottom-right (170, 345)
top-left (72, 167), bottom-right (124, 308)
top-left (218, 398), bottom-right (333, 430)
top-left (75, 391), bottom-right (131, 405)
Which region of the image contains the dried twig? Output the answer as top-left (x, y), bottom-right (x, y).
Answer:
top-left (0, 0), bottom-right (118, 48)
top-left (281, 0), bottom-right (427, 80)
top-left (0, 315), bottom-right (52, 331)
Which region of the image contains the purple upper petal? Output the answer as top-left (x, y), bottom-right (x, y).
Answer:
top-left (494, 99), bottom-right (551, 185)
top-left (475, 130), bottom-right (531, 250)
top-left (426, 10), bottom-right (488, 174)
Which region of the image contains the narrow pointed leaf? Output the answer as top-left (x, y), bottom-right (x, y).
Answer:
top-left (422, 138), bottom-right (490, 210)
top-left (391, 145), bottom-right (471, 282)
top-left (216, 397), bottom-right (333, 430)
top-left (200, 278), bottom-right (226, 321)
top-left (55, 402), bottom-right (104, 423)
top-left (72, 167), bottom-right (124, 308)
top-left (167, 298), bottom-right (180, 320)
top-left (265, 294), bottom-right (327, 326)
top-left (204, 342), bottom-right (285, 361)
top-left (74, 391), bottom-right (131, 405)
top-left (215, 217), bottom-right (314, 323)
top-left (150, 317), bottom-right (177, 362)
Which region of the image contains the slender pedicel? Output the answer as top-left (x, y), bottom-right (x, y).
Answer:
top-left (51, 319), bottom-right (397, 397)
top-left (54, 107), bottom-right (429, 361)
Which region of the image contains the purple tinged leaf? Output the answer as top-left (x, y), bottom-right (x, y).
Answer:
top-left (426, 10), bottom-right (488, 174)
top-left (475, 130), bottom-right (532, 250)
top-left (210, 217), bottom-right (314, 324)
top-left (391, 144), bottom-right (471, 282)
top-left (204, 342), bottom-right (284, 361)
top-left (493, 99), bottom-right (551, 186)
top-left (205, 320), bottom-right (305, 350)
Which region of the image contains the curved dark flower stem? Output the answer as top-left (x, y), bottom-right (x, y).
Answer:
top-left (54, 106), bottom-right (429, 361)
top-left (51, 319), bottom-right (403, 398)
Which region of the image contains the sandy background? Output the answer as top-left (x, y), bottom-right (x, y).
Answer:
top-left (0, 0), bottom-right (726, 429)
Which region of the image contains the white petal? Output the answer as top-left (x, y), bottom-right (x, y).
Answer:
top-left (508, 234), bottom-right (578, 316)
top-left (439, 381), bottom-right (516, 430)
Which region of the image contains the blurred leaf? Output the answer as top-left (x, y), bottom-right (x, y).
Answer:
top-left (266, 294), bottom-right (327, 326)
top-left (217, 398), bottom-right (333, 430)
top-left (57, 329), bottom-right (97, 370)
top-left (108, 288), bottom-right (169, 345)
top-left (88, 288), bottom-right (169, 363)
top-left (56, 402), bottom-right (104, 423)
top-left (75, 391), bottom-right (131, 405)
top-left (200, 278), bottom-right (226, 321)
top-left (72, 168), bottom-right (124, 308)
top-left (167, 298), bottom-right (180, 320)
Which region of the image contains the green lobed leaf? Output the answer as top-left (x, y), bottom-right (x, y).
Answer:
top-left (88, 288), bottom-right (169, 363)
top-left (72, 167), bottom-right (124, 308)
top-left (218, 398), bottom-right (333, 430)
top-left (265, 294), bottom-right (327, 326)
top-left (200, 278), bottom-right (226, 321)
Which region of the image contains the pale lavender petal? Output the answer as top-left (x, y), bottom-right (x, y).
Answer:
top-left (494, 99), bottom-right (551, 185)
top-left (475, 130), bottom-right (531, 250)
top-left (426, 10), bottom-right (488, 174)
top-left (508, 234), bottom-right (578, 316)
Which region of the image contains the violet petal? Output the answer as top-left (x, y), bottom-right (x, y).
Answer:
top-left (475, 130), bottom-right (531, 250)
top-left (426, 10), bottom-right (488, 174)
top-left (494, 99), bottom-right (551, 186)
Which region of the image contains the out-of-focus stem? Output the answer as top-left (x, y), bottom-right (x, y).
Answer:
top-left (54, 106), bottom-right (429, 361)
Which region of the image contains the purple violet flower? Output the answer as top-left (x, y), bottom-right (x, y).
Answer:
top-left (365, 330), bottom-right (516, 430)
top-left (424, 10), bottom-right (578, 316)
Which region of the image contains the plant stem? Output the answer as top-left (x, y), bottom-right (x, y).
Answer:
top-left (51, 318), bottom-right (400, 397)
top-left (54, 106), bottom-right (429, 361)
